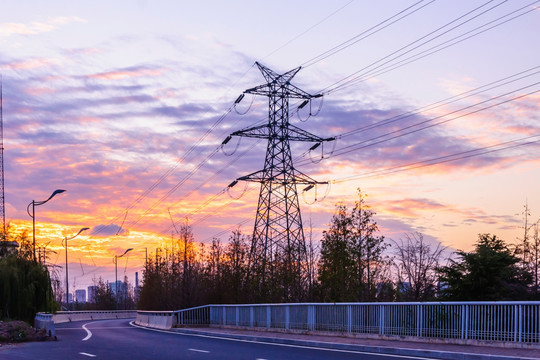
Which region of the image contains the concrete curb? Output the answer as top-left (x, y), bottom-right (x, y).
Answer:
top-left (172, 328), bottom-right (537, 360)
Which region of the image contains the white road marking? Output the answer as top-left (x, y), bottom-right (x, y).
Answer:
top-left (128, 321), bottom-right (440, 360)
top-left (82, 323), bottom-right (92, 341)
top-left (79, 352), bottom-right (96, 357)
top-left (188, 348), bottom-right (210, 353)
top-left (56, 327), bottom-right (131, 331)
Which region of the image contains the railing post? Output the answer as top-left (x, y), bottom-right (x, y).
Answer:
top-left (236, 306), bottom-right (239, 326)
top-left (379, 305), bottom-right (385, 335)
top-left (417, 304), bottom-right (423, 338)
top-left (267, 306), bottom-right (271, 329)
top-left (519, 304), bottom-right (523, 343)
top-left (308, 305), bottom-right (315, 331)
top-left (250, 306), bottom-right (254, 328)
top-left (347, 305), bottom-right (352, 334)
top-left (223, 306), bottom-right (226, 326)
top-left (285, 305), bottom-right (290, 330)
top-left (514, 304), bottom-right (522, 342)
top-left (461, 304), bottom-right (469, 340)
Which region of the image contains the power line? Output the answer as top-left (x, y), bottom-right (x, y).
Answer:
top-left (262, 0), bottom-right (356, 62)
top-left (297, 84), bottom-right (540, 165)
top-left (338, 65), bottom-right (540, 139)
top-left (332, 134), bottom-right (540, 182)
top-left (321, 0), bottom-right (509, 94)
top-left (291, 66), bottom-right (540, 164)
top-left (301, 0), bottom-right (436, 68)
top-left (324, 0), bottom-right (540, 95)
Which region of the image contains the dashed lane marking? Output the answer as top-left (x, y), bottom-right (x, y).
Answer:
top-left (79, 352), bottom-right (96, 357)
top-left (188, 348), bottom-right (210, 353)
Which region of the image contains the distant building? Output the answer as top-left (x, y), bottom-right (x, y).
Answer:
top-left (67, 293), bottom-right (73, 303)
top-left (87, 285), bottom-right (97, 303)
top-left (109, 280), bottom-right (125, 297)
top-left (75, 289), bottom-right (86, 303)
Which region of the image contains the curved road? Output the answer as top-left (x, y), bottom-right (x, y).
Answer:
top-left (0, 319), bottom-right (437, 359)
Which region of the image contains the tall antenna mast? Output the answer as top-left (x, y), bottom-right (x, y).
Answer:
top-left (0, 76), bottom-right (5, 238)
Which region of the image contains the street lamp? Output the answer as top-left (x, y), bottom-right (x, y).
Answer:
top-left (114, 248), bottom-right (133, 309)
top-left (63, 227), bottom-right (89, 310)
top-left (27, 189), bottom-right (66, 262)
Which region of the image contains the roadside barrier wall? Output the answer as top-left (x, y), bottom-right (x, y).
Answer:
top-left (135, 311), bottom-right (177, 330)
top-left (34, 310), bottom-right (137, 336)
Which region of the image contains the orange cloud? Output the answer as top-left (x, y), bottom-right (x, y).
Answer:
top-left (377, 198), bottom-right (446, 218)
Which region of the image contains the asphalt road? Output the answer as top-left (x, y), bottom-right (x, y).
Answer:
top-left (0, 319), bottom-right (442, 360)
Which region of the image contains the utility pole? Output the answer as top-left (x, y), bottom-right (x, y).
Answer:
top-left (226, 62), bottom-right (333, 301)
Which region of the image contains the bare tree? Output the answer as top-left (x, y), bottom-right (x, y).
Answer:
top-left (392, 232), bottom-right (447, 301)
top-left (306, 218), bottom-right (319, 300)
top-left (532, 221), bottom-right (540, 295)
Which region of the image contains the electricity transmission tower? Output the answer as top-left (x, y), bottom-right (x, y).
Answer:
top-left (227, 62), bottom-right (333, 301)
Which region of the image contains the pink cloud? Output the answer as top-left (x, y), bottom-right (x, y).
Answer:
top-left (0, 16), bottom-right (85, 37)
top-left (3, 57), bottom-right (59, 70)
top-left (89, 67), bottom-right (168, 80)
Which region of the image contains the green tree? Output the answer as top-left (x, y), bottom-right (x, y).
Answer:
top-left (438, 234), bottom-right (532, 300)
top-left (350, 190), bottom-right (388, 301)
top-left (318, 204), bottom-right (355, 301)
top-left (0, 230), bottom-right (55, 322)
top-left (90, 277), bottom-right (116, 310)
top-left (317, 189), bottom-right (388, 302)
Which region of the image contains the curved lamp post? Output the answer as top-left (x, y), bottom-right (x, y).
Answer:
top-left (63, 227), bottom-right (89, 310)
top-left (114, 248), bottom-right (133, 309)
top-left (26, 189), bottom-right (66, 262)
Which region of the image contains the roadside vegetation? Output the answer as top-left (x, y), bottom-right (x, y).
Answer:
top-left (2, 189), bottom-right (538, 318)
top-left (0, 227), bottom-right (56, 343)
top-left (138, 189), bottom-right (540, 309)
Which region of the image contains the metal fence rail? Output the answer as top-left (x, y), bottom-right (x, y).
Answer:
top-left (173, 302), bottom-right (540, 344)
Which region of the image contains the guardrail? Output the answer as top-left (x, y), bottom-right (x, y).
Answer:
top-left (169, 302), bottom-right (540, 345)
top-left (52, 310), bottom-right (136, 323)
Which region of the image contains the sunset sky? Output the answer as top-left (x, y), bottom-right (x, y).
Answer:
top-left (1, 0), bottom-right (539, 292)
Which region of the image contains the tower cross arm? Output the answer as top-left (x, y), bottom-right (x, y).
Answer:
top-left (230, 123), bottom-right (269, 139)
top-left (287, 123), bottom-right (335, 143)
top-left (244, 82), bottom-right (316, 100)
top-left (235, 168), bottom-right (328, 186)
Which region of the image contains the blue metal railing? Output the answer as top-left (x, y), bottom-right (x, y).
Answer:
top-left (171, 301), bottom-right (540, 343)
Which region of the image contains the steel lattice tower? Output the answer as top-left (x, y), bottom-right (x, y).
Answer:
top-left (228, 62), bottom-right (333, 300)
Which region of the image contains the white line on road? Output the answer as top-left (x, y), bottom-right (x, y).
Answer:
top-left (82, 323), bottom-right (92, 341)
top-left (129, 321), bottom-right (439, 360)
top-left (79, 352), bottom-right (96, 357)
top-left (188, 348), bottom-right (210, 353)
